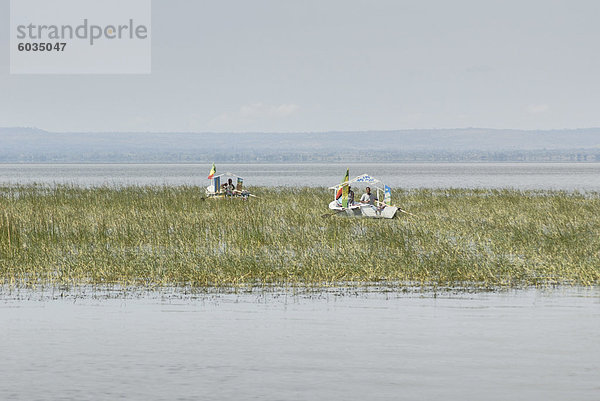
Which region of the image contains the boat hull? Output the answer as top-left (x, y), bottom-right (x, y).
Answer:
top-left (205, 192), bottom-right (250, 200)
top-left (328, 201), bottom-right (397, 219)
top-left (206, 187), bottom-right (252, 199)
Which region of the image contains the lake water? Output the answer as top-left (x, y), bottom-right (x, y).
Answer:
top-left (1, 287), bottom-right (599, 401)
top-left (0, 163), bottom-right (599, 190)
top-left (2, 164), bottom-right (599, 400)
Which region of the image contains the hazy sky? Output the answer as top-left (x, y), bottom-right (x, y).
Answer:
top-left (1, 0), bottom-right (600, 132)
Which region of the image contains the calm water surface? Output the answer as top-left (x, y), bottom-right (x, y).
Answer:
top-left (1, 287), bottom-right (599, 401)
top-left (0, 163), bottom-right (599, 190)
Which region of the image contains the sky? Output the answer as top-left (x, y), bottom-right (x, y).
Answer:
top-left (1, 0), bottom-right (600, 132)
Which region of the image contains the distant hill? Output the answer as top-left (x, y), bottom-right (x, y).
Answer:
top-left (1, 127), bottom-right (599, 162)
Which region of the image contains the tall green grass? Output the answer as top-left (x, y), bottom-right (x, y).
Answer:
top-left (1, 185), bottom-right (599, 288)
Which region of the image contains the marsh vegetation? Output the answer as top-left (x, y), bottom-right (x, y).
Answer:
top-left (1, 185), bottom-right (598, 288)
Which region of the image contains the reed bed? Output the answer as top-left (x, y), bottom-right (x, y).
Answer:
top-left (1, 185), bottom-right (599, 288)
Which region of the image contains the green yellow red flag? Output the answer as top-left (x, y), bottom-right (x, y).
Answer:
top-left (341, 168), bottom-right (349, 208)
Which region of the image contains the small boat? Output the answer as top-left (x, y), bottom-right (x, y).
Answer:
top-left (205, 164), bottom-right (254, 199)
top-left (327, 170), bottom-right (398, 219)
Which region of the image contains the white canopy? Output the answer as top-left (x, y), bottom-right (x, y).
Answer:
top-left (211, 172), bottom-right (243, 179)
top-left (328, 174), bottom-right (383, 190)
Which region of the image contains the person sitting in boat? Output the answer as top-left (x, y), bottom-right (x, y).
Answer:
top-left (226, 178), bottom-right (235, 196)
top-left (360, 186), bottom-right (377, 206)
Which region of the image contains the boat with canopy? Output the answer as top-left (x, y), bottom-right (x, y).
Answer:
top-left (205, 164), bottom-right (253, 199)
top-left (327, 170), bottom-right (398, 218)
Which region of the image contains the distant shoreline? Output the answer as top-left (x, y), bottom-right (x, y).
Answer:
top-left (2, 127), bottom-right (599, 163)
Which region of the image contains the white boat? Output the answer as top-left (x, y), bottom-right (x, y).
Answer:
top-left (327, 173), bottom-right (398, 219)
top-left (205, 170), bottom-right (253, 199)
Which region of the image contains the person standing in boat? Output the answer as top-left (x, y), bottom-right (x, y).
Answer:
top-left (360, 186), bottom-right (377, 206)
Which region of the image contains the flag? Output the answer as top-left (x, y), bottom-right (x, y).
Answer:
top-left (341, 169), bottom-right (349, 208)
top-left (384, 185), bottom-right (391, 205)
top-left (336, 169), bottom-right (349, 200)
top-left (208, 163), bottom-right (216, 179)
